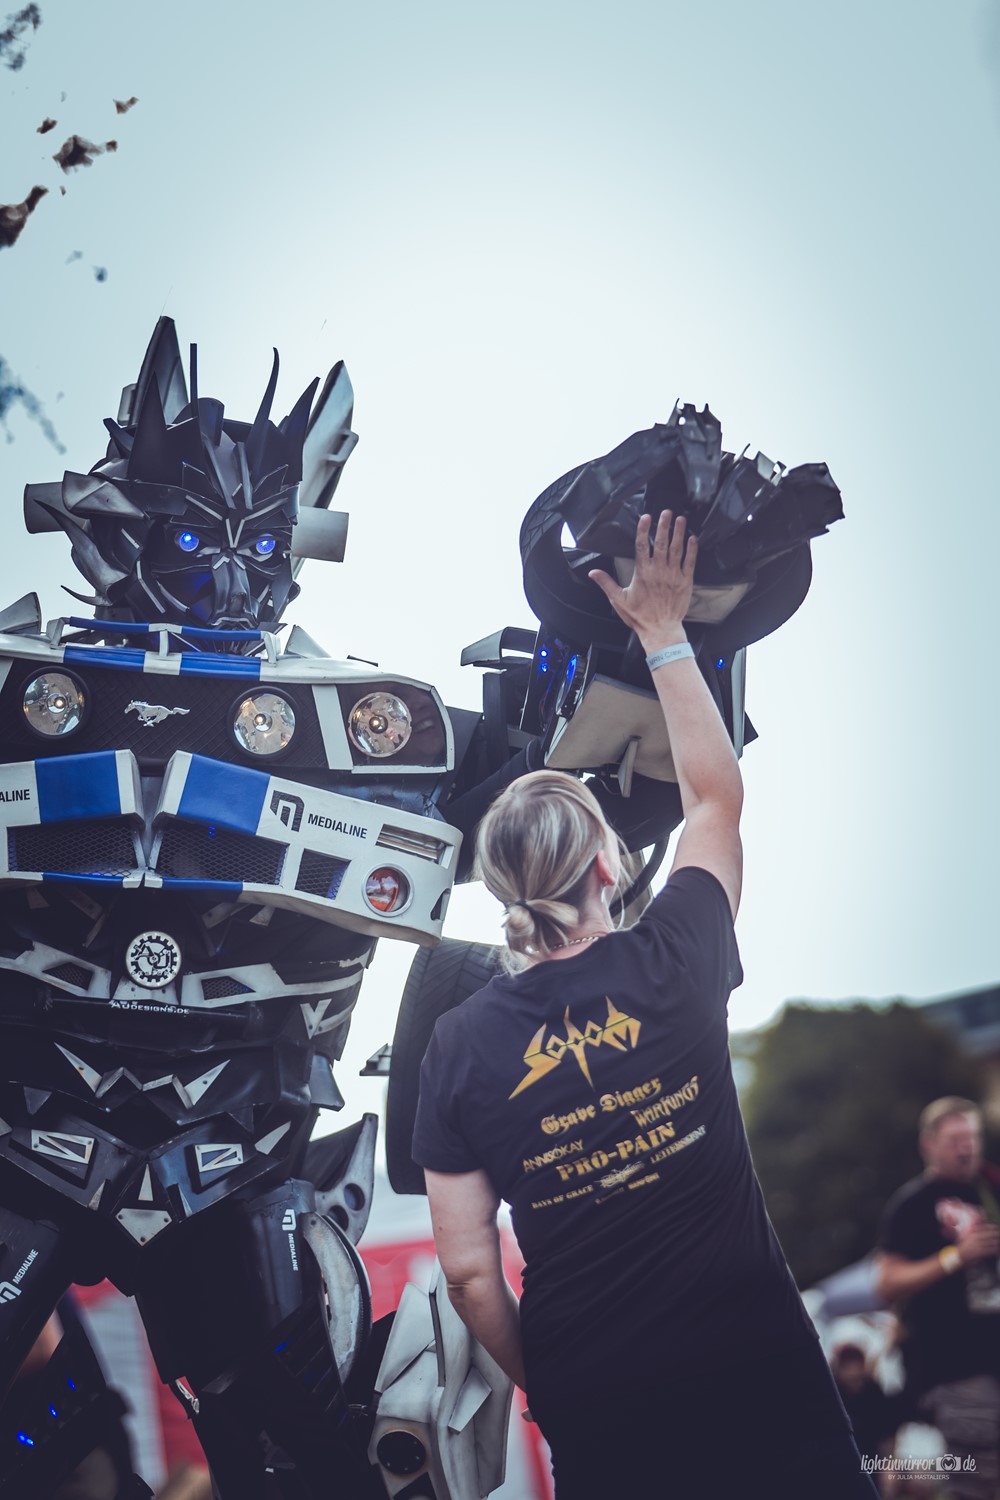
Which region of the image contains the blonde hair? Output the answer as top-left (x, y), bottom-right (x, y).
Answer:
top-left (475, 770), bottom-right (622, 970)
top-left (919, 1096), bottom-right (981, 1137)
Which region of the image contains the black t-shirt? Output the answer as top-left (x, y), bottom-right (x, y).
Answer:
top-left (413, 867), bottom-right (821, 1404)
top-left (878, 1174), bottom-right (1000, 1393)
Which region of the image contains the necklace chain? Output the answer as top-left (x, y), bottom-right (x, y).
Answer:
top-left (550, 933), bottom-right (604, 950)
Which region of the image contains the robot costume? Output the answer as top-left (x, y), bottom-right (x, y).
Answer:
top-left (0, 317), bottom-right (842, 1498)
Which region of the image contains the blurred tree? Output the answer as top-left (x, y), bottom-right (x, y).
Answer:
top-left (740, 1003), bottom-right (986, 1289)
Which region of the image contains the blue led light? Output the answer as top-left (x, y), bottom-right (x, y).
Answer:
top-left (539, 648), bottom-right (548, 659)
top-left (66, 1378), bottom-right (76, 1392)
top-left (16, 1432), bottom-right (34, 1447)
top-left (716, 658), bottom-right (725, 670)
top-left (254, 535), bottom-right (277, 557)
top-left (177, 532), bottom-right (200, 553)
top-left (49, 1406), bottom-right (58, 1419)
top-left (566, 654), bottom-right (578, 688)
top-left (274, 1342), bottom-right (288, 1354)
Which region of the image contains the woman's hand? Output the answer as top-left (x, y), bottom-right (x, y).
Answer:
top-left (588, 510), bottom-right (697, 650)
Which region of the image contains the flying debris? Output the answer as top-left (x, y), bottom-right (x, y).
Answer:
top-left (36, 116), bottom-right (56, 134)
top-left (93, 265), bottom-right (107, 282)
top-left (52, 135), bottom-right (117, 172)
top-left (0, 357), bottom-right (64, 452)
top-left (0, 185), bottom-right (47, 249)
top-left (0, 3), bottom-right (40, 71)
top-left (65, 249), bottom-right (82, 263)
top-left (113, 95), bottom-right (138, 114)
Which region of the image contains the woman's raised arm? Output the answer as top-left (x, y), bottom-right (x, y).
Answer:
top-left (589, 511), bottom-right (743, 917)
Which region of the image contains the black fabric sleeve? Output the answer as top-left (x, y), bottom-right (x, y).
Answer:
top-left (411, 1015), bottom-right (480, 1174)
top-left (639, 866), bottom-right (743, 1006)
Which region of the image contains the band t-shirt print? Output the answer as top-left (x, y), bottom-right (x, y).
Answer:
top-left (414, 869), bottom-right (815, 1398)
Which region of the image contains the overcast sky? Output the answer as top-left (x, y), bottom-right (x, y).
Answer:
top-left (2, 0), bottom-right (998, 1125)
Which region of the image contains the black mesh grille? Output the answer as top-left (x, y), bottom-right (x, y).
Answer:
top-left (295, 850), bottom-right (349, 900)
top-left (8, 819), bottom-right (137, 876)
top-left (201, 975), bottom-right (253, 999)
top-left (155, 820), bottom-right (286, 885)
top-left (44, 961), bottom-right (93, 989)
top-left (0, 665), bottom-right (328, 768)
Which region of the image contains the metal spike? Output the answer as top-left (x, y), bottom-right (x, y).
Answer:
top-left (255, 1122), bottom-right (291, 1156)
top-left (55, 1043), bottom-right (102, 1093)
top-left (246, 347), bottom-right (280, 471)
top-left (173, 1060), bottom-right (228, 1110)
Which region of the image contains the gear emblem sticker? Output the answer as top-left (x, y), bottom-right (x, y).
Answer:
top-left (125, 931), bottom-right (182, 989)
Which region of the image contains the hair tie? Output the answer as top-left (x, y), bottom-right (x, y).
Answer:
top-left (506, 898), bottom-right (531, 913)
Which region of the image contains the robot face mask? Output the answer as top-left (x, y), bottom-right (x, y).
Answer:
top-left (23, 318), bottom-right (356, 635)
top-left (114, 403), bottom-right (303, 629)
top-left (143, 500), bottom-right (293, 630)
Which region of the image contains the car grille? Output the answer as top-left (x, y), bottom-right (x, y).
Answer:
top-left (8, 819), bottom-right (138, 877)
top-left (155, 821), bottom-right (287, 886)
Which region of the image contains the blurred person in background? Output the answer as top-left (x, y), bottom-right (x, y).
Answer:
top-left (831, 1341), bottom-right (902, 1494)
top-left (413, 512), bottom-right (878, 1499)
top-left (876, 1098), bottom-right (1000, 1499)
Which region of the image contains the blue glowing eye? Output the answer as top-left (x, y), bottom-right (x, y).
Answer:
top-left (176, 532), bottom-right (200, 553)
top-left (254, 535), bottom-right (277, 557)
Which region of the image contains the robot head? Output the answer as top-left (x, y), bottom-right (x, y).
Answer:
top-left (25, 318), bottom-right (355, 634)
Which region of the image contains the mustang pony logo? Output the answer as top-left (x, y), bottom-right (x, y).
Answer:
top-left (509, 998), bottom-right (641, 1098)
top-left (126, 700), bottom-right (191, 727)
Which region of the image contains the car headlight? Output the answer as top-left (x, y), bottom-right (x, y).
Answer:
top-left (23, 672), bottom-right (86, 738)
top-left (348, 692), bottom-right (412, 758)
top-left (232, 692), bottom-right (296, 756)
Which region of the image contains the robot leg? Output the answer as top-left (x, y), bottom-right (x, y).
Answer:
top-left (137, 1177), bottom-right (377, 1499)
top-left (0, 1200), bottom-right (70, 1403)
top-left (368, 1262), bottom-right (513, 1500)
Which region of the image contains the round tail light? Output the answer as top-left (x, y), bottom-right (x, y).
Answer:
top-left (364, 867), bottom-right (411, 915)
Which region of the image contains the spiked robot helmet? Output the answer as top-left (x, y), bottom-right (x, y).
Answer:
top-left (24, 317), bottom-right (356, 636)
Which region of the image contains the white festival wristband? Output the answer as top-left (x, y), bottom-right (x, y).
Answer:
top-left (646, 642), bottom-right (695, 672)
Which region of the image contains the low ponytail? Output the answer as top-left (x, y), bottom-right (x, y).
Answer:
top-left (475, 771), bottom-right (620, 971)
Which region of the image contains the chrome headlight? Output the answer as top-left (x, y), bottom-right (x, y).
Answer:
top-left (348, 692), bottom-right (412, 758)
top-left (232, 692), bottom-right (296, 756)
top-left (23, 672), bottom-right (86, 738)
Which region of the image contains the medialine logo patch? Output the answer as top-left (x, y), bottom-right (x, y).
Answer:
top-left (0, 788), bottom-right (31, 803)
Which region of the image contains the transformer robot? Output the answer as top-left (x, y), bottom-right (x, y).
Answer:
top-left (0, 318), bottom-right (842, 1498)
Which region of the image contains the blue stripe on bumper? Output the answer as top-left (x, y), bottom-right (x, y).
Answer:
top-left (178, 655), bottom-right (262, 678)
top-left (36, 752), bottom-right (122, 822)
top-left (176, 755), bottom-right (269, 835)
top-left (158, 877), bottom-right (243, 895)
top-left (64, 645), bottom-right (148, 671)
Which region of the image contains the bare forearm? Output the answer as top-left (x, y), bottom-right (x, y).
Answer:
top-left (876, 1253), bottom-right (953, 1304)
top-left (642, 624), bottom-right (743, 819)
top-left (446, 1274), bottom-right (526, 1390)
